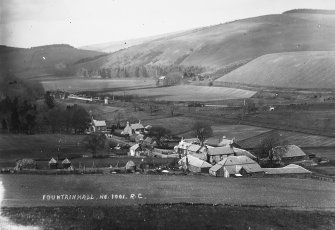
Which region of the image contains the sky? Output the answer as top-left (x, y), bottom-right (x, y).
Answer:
top-left (1, 0), bottom-right (335, 48)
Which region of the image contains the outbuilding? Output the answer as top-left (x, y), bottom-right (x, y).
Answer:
top-left (62, 158), bottom-right (71, 169)
top-left (48, 158), bottom-right (58, 169)
top-left (272, 145), bottom-right (307, 162)
top-left (129, 144), bottom-right (141, 157)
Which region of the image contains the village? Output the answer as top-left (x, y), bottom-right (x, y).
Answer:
top-left (7, 94), bottom-right (325, 180)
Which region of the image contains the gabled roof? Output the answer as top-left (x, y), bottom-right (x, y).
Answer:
top-left (273, 145), bottom-right (306, 158)
top-left (93, 119), bottom-right (106, 127)
top-left (122, 124), bottom-right (133, 135)
top-left (131, 123), bottom-right (144, 130)
top-left (187, 144), bottom-right (202, 152)
top-left (144, 137), bottom-right (153, 143)
top-left (179, 155), bottom-right (212, 168)
top-left (183, 138), bottom-right (200, 144)
top-left (62, 158), bottom-right (71, 164)
top-left (209, 164), bottom-right (223, 172)
top-left (130, 144), bottom-right (140, 151)
top-left (207, 146), bottom-right (235, 156)
top-left (145, 125), bottom-right (152, 130)
top-left (217, 156), bottom-right (263, 173)
top-left (233, 148), bottom-right (256, 159)
top-left (48, 158), bottom-right (57, 164)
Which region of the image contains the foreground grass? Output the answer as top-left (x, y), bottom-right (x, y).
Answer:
top-left (2, 204), bottom-right (335, 230)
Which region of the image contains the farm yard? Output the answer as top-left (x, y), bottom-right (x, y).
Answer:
top-left (111, 85), bottom-right (257, 101)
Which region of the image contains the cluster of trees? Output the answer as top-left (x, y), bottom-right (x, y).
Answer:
top-left (0, 96), bottom-right (37, 134)
top-left (0, 91), bottom-right (90, 134)
top-left (78, 64), bottom-right (206, 79)
top-left (44, 104), bottom-right (90, 134)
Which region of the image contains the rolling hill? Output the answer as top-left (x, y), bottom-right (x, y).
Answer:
top-left (79, 31), bottom-right (185, 53)
top-left (76, 10), bottom-right (335, 79)
top-left (0, 44), bottom-right (105, 78)
top-left (215, 51), bottom-right (335, 89)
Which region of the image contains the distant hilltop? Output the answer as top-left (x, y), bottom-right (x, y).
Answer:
top-left (283, 9), bottom-right (335, 15)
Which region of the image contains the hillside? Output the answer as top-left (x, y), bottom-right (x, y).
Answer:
top-left (215, 51), bottom-right (335, 89)
top-left (0, 44), bottom-right (105, 78)
top-left (76, 11), bottom-right (335, 78)
top-left (80, 31), bottom-right (183, 53)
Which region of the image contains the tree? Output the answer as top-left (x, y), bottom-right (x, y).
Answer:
top-left (84, 133), bottom-right (106, 157)
top-left (149, 126), bottom-right (171, 147)
top-left (71, 106), bottom-right (90, 134)
top-left (257, 132), bottom-right (287, 166)
top-left (192, 121), bottom-right (213, 146)
top-left (44, 91), bottom-right (55, 109)
top-left (169, 103), bottom-right (176, 117)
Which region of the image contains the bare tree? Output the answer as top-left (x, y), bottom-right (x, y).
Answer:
top-left (192, 121), bottom-right (213, 146)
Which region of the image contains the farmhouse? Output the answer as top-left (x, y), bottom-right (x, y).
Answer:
top-left (207, 146), bottom-right (236, 164)
top-left (122, 121), bottom-right (145, 135)
top-left (209, 156), bottom-right (263, 177)
top-left (90, 119), bottom-right (107, 133)
top-left (173, 138), bottom-right (201, 155)
top-left (179, 155), bottom-right (212, 173)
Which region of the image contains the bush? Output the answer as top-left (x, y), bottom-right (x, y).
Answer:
top-left (15, 159), bottom-right (36, 170)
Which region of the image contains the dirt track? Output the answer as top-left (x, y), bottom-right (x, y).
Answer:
top-left (1, 174), bottom-right (335, 211)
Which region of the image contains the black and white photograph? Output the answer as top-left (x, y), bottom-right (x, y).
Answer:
top-left (1, 0), bottom-right (335, 229)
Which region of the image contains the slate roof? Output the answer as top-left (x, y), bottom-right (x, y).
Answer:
top-left (207, 146), bottom-right (235, 156)
top-left (217, 156), bottom-right (263, 173)
top-left (93, 119), bottom-right (106, 127)
top-left (179, 155), bottom-right (212, 168)
top-left (131, 123), bottom-right (144, 130)
top-left (273, 145), bottom-right (306, 158)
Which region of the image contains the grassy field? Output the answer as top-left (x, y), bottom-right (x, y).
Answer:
top-left (244, 109), bottom-right (335, 134)
top-left (2, 205), bottom-right (335, 230)
top-left (304, 148), bottom-right (335, 161)
top-left (1, 174), bottom-right (335, 210)
top-left (41, 78), bottom-right (155, 92)
top-left (216, 51), bottom-right (335, 89)
top-left (239, 130), bottom-right (335, 149)
top-left (111, 85), bottom-right (256, 101)
top-left (0, 134), bottom-right (87, 167)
